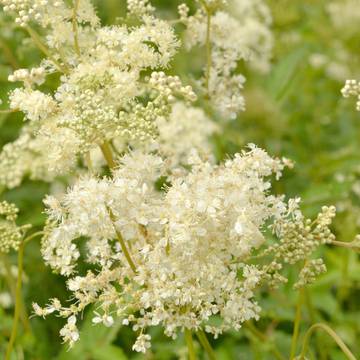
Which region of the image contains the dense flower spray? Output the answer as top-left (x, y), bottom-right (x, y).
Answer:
top-left (34, 146), bottom-right (336, 350)
top-left (179, 0), bottom-right (273, 119)
top-left (0, 0), bottom-right (340, 356)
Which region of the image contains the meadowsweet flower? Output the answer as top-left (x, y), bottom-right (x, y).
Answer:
top-left (127, 0), bottom-right (154, 17)
top-left (132, 334), bottom-right (151, 353)
top-left (37, 145), bottom-right (335, 351)
top-left (8, 67), bottom-right (46, 87)
top-left (59, 315), bottom-right (79, 346)
top-left (0, 0), bottom-right (338, 355)
top-left (9, 88), bottom-right (56, 121)
top-left (153, 102), bottom-right (218, 166)
top-left (0, 0), bottom-right (195, 187)
top-left (180, 0), bottom-right (273, 119)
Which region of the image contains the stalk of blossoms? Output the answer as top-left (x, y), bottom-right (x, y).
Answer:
top-left (99, 140), bottom-right (209, 358)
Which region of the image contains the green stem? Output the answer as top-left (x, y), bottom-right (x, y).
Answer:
top-left (205, 10), bottom-right (212, 96)
top-left (199, 0), bottom-right (212, 97)
top-left (72, 0), bottom-right (81, 56)
top-left (100, 143), bottom-right (135, 272)
top-left (0, 109), bottom-right (19, 114)
top-left (331, 240), bottom-right (360, 252)
top-left (196, 330), bottom-right (216, 360)
top-left (23, 231), bottom-right (44, 245)
top-left (185, 329), bottom-right (197, 360)
top-left (100, 141), bottom-right (117, 169)
top-left (303, 289), bottom-right (326, 360)
top-left (25, 26), bottom-right (69, 74)
top-left (290, 288), bottom-right (304, 359)
top-left (107, 207), bottom-right (137, 273)
top-left (2, 255), bottom-right (30, 332)
top-left (198, 0), bottom-right (212, 97)
top-left (298, 323), bottom-right (356, 360)
top-left (5, 243), bottom-right (25, 360)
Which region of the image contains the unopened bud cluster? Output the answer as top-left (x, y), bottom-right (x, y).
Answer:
top-left (294, 259), bottom-right (327, 289)
top-left (0, 201), bottom-right (30, 253)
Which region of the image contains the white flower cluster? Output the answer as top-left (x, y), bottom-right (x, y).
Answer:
top-left (0, 0), bottom-right (198, 188)
top-left (0, 122), bottom-right (71, 188)
top-left (0, 0), bottom-right (98, 30)
top-left (103, 101), bottom-right (219, 170)
top-left (342, 79), bottom-right (360, 111)
top-left (153, 102), bottom-right (218, 166)
top-left (35, 145), bottom-right (335, 350)
top-left (127, 0), bottom-right (154, 17)
top-left (10, 88), bottom-right (56, 122)
top-left (179, 0), bottom-right (273, 119)
top-left (8, 66), bottom-right (46, 86)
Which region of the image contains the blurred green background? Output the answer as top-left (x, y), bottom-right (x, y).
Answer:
top-left (0, 0), bottom-right (359, 359)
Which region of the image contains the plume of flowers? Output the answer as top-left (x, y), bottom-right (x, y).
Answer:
top-left (35, 146), bottom-right (335, 350)
top-left (179, 0), bottom-right (273, 119)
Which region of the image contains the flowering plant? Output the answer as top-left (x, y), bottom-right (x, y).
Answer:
top-left (0, 1), bottom-right (358, 359)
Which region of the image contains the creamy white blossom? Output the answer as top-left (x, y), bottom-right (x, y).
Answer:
top-left (38, 146), bottom-right (335, 350)
top-left (180, 0), bottom-right (273, 119)
top-left (0, 0), bottom-right (195, 188)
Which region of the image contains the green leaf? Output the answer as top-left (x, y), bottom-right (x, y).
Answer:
top-left (266, 46), bottom-right (309, 103)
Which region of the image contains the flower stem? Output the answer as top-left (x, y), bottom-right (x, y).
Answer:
top-left (331, 240), bottom-right (360, 252)
top-left (107, 207), bottom-right (137, 273)
top-left (72, 0), bottom-right (81, 56)
top-left (290, 288), bottom-right (304, 359)
top-left (205, 10), bottom-right (212, 96)
top-left (25, 26), bottom-right (69, 74)
top-left (196, 330), bottom-right (216, 360)
top-left (2, 254), bottom-right (30, 332)
top-left (0, 108), bottom-right (19, 114)
top-left (23, 231), bottom-right (44, 245)
top-left (5, 242), bottom-right (25, 360)
top-left (298, 323), bottom-right (356, 360)
top-left (185, 329), bottom-right (197, 360)
top-left (100, 142), bottom-right (135, 272)
top-left (199, 1), bottom-right (212, 97)
top-left (100, 141), bottom-right (117, 170)
top-left (303, 288), bottom-right (326, 360)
